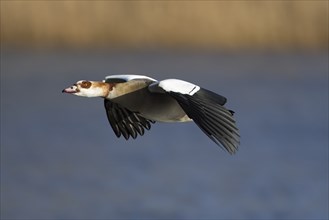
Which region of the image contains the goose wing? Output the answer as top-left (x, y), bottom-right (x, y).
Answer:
top-left (104, 99), bottom-right (155, 140)
top-left (149, 79), bottom-right (240, 154)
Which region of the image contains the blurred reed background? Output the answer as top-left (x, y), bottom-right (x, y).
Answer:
top-left (1, 1), bottom-right (328, 51)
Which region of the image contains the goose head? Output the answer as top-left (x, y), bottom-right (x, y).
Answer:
top-left (62, 80), bottom-right (110, 98)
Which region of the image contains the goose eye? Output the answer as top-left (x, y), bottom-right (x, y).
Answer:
top-left (80, 81), bottom-right (91, 88)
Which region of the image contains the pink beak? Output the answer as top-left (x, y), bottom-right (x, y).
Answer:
top-left (62, 85), bottom-right (78, 94)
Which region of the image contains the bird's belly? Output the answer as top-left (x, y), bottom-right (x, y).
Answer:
top-left (111, 90), bottom-right (191, 122)
top-left (139, 97), bottom-right (191, 122)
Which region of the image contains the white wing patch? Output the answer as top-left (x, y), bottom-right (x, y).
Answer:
top-left (105, 75), bottom-right (157, 82)
top-left (157, 79), bottom-right (200, 95)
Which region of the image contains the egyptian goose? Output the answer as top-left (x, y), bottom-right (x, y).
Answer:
top-left (62, 75), bottom-right (240, 154)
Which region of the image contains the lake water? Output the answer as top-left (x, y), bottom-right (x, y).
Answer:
top-left (1, 50), bottom-right (328, 219)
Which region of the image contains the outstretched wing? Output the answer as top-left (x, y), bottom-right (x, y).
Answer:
top-left (170, 90), bottom-right (240, 154)
top-left (104, 99), bottom-right (155, 140)
top-left (149, 79), bottom-right (240, 154)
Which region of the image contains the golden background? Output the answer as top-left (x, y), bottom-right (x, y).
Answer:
top-left (1, 1), bottom-right (328, 50)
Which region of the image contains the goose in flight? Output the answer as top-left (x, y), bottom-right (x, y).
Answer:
top-left (62, 75), bottom-right (240, 154)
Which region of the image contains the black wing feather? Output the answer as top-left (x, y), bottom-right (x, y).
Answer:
top-left (170, 89), bottom-right (240, 154)
top-left (104, 100), bottom-right (155, 140)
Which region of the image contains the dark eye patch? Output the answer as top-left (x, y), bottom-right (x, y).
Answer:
top-left (80, 81), bottom-right (91, 88)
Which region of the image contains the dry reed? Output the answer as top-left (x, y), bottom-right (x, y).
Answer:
top-left (1, 1), bottom-right (328, 50)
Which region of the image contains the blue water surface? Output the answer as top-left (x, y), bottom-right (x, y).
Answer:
top-left (1, 50), bottom-right (328, 219)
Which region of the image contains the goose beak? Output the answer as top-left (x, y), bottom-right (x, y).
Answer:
top-left (62, 85), bottom-right (78, 94)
